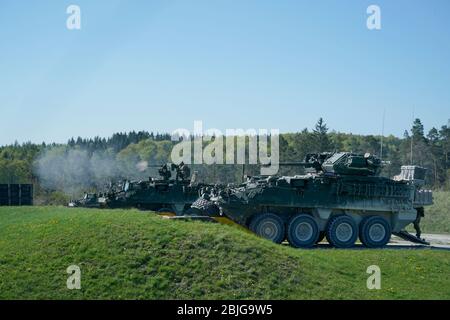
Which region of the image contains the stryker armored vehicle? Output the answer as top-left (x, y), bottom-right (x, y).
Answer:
top-left (69, 163), bottom-right (210, 215)
top-left (195, 152), bottom-right (433, 248)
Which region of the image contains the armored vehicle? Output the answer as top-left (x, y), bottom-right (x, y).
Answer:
top-left (199, 152), bottom-right (433, 248)
top-left (70, 163), bottom-right (209, 215)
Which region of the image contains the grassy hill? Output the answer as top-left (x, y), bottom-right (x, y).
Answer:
top-left (0, 207), bottom-right (449, 300)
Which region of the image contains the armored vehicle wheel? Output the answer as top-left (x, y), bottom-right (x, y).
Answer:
top-left (287, 214), bottom-right (319, 248)
top-left (326, 215), bottom-right (358, 248)
top-left (359, 216), bottom-right (391, 248)
top-left (249, 213), bottom-right (285, 244)
top-left (316, 231), bottom-right (326, 244)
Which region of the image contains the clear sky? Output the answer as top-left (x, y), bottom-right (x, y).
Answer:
top-left (1, 0), bottom-right (449, 145)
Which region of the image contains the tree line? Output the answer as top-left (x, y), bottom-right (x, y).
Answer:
top-left (1, 119), bottom-right (449, 203)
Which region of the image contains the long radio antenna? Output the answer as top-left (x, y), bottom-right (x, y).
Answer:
top-left (410, 107), bottom-right (415, 165)
top-left (380, 107), bottom-right (385, 161)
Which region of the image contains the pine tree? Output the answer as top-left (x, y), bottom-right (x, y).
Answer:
top-left (313, 118), bottom-right (331, 152)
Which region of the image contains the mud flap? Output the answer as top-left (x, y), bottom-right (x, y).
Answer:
top-left (393, 231), bottom-right (430, 245)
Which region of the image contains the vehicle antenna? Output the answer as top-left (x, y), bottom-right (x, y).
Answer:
top-left (380, 107), bottom-right (385, 161)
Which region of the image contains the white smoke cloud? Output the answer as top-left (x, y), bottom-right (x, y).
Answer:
top-left (33, 147), bottom-right (151, 197)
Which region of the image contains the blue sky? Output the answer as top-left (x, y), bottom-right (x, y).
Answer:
top-left (0, 0), bottom-right (449, 145)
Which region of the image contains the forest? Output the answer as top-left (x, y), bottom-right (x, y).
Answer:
top-left (1, 118), bottom-right (449, 204)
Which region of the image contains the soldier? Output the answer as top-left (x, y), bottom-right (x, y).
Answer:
top-left (176, 162), bottom-right (191, 181)
top-left (413, 207), bottom-right (425, 239)
top-left (158, 164), bottom-right (172, 181)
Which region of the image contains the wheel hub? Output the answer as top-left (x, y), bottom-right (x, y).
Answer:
top-left (295, 222), bottom-right (314, 241)
top-left (369, 223), bottom-right (386, 242)
top-left (335, 222), bottom-right (353, 242)
top-left (260, 221), bottom-right (278, 240)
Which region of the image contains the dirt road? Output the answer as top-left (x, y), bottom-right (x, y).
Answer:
top-left (388, 233), bottom-right (450, 250)
top-left (312, 233), bottom-right (450, 250)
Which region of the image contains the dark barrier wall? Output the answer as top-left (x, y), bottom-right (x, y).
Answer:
top-left (0, 184), bottom-right (33, 206)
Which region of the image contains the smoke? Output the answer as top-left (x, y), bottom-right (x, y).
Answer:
top-left (136, 161), bottom-right (149, 172)
top-left (33, 147), bottom-right (151, 197)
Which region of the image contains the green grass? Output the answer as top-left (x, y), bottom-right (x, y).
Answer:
top-left (0, 206), bottom-right (449, 300)
top-left (420, 191), bottom-right (450, 234)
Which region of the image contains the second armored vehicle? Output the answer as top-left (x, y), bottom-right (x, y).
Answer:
top-left (70, 163), bottom-right (210, 215)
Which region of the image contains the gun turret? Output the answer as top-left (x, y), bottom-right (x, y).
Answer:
top-left (264, 152), bottom-right (382, 176)
top-left (321, 152), bottom-right (382, 176)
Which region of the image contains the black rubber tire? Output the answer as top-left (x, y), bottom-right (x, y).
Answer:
top-left (359, 216), bottom-right (391, 248)
top-left (287, 214), bottom-right (319, 248)
top-left (316, 231), bottom-right (326, 244)
top-left (326, 215), bottom-right (358, 248)
top-left (249, 213), bottom-right (285, 244)
top-left (190, 198), bottom-right (220, 216)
